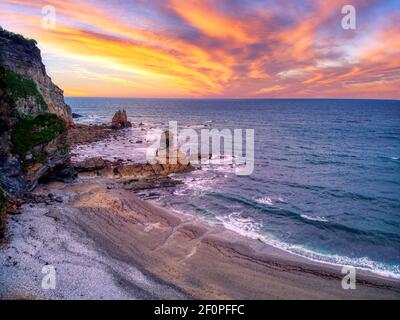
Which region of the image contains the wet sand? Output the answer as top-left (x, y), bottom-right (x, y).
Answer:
top-left (1, 176), bottom-right (400, 299)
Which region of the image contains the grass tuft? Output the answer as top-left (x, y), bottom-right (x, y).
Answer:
top-left (11, 113), bottom-right (67, 159)
top-left (3, 70), bottom-right (47, 111)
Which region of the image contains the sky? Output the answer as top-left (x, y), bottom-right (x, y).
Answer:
top-left (0, 0), bottom-right (399, 99)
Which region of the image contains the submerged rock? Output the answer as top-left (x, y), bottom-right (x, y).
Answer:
top-left (122, 176), bottom-right (182, 191)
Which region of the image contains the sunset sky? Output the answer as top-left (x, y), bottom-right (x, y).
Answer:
top-left (0, 0), bottom-right (399, 98)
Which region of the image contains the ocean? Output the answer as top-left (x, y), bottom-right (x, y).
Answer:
top-left (66, 98), bottom-right (400, 278)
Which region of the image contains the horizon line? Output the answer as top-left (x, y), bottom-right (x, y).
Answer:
top-left (65, 96), bottom-right (400, 101)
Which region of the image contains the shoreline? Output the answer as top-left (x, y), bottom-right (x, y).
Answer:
top-left (1, 175), bottom-right (399, 299)
top-left (217, 216), bottom-right (400, 281)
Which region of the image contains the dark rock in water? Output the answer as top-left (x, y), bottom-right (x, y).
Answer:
top-left (72, 113), bottom-right (83, 119)
top-left (136, 140), bottom-right (143, 144)
top-left (122, 176), bottom-right (182, 191)
top-left (111, 110), bottom-right (132, 129)
top-left (74, 157), bottom-right (106, 172)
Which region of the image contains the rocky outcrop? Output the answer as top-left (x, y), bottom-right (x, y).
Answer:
top-left (111, 110), bottom-right (132, 129)
top-left (0, 28), bottom-right (76, 235)
top-left (0, 112), bottom-right (74, 195)
top-left (74, 157), bottom-right (194, 178)
top-left (74, 131), bottom-right (194, 179)
top-left (72, 113), bottom-right (83, 119)
top-left (67, 124), bottom-right (117, 147)
top-left (0, 27), bottom-right (73, 125)
top-left (74, 157), bottom-right (106, 172)
top-left (114, 161), bottom-right (195, 179)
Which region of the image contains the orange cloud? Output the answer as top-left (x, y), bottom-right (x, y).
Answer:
top-left (168, 0), bottom-right (258, 44)
top-left (0, 0), bottom-right (399, 99)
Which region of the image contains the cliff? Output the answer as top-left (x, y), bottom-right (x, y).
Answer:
top-left (0, 27), bottom-right (75, 237)
top-left (0, 27), bottom-right (73, 125)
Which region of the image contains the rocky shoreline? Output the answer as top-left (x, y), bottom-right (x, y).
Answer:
top-left (1, 119), bottom-right (196, 226)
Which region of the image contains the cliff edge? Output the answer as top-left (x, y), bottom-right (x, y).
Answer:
top-left (0, 27), bottom-right (73, 125)
top-left (0, 27), bottom-right (75, 238)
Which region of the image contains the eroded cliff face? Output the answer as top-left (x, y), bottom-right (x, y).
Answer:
top-left (0, 28), bottom-right (75, 237)
top-left (0, 27), bottom-right (73, 125)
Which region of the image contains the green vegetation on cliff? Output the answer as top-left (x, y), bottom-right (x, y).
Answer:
top-left (3, 70), bottom-right (48, 111)
top-left (11, 113), bottom-right (67, 158)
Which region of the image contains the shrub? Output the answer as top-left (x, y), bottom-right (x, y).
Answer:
top-left (11, 113), bottom-right (67, 158)
top-left (0, 26), bottom-right (37, 45)
top-left (3, 70), bottom-right (47, 111)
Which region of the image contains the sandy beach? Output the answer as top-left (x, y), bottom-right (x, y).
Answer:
top-left (1, 175), bottom-right (399, 300)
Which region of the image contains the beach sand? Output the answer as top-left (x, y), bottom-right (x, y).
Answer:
top-left (1, 176), bottom-right (399, 300)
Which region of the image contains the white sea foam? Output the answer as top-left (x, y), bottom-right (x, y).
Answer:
top-left (256, 196), bottom-right (273, 206)
top-left (71, 129), bottom-right (150, 163)
top-left (255, 195), bottom-right (285, 206)
top-left (218, 212), bottom-right (263, 237)
top-left (300, 214), bottom-right (329, 222)
top-left (253, 196), bottom-right (285, 207)
top-left (215, 211), bottom-right (400, 279)
top-left (174, 174), bottom-right (220, 196)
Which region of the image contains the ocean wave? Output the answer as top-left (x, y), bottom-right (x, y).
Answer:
top-left (284, 181), bottom-right (378, 202)
top-left (217, 211), bottom-right (400, 279)
top-left (174, 174), bottom-right (221, 196)
top-left (254, 196), bottom-right (285, 206)
top-left (210, 192), bottom-right (400, 242)
top-left (218, 212), bottom-right (262, 235)
top-left (300, 214), bottom-right (329, 222)
top-left (255, 196), bottom-right (273, 206)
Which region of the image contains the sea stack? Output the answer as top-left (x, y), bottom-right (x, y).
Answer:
top-left (111, 109), bottom-right (132, 129)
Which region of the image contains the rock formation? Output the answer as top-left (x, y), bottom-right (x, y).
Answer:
top-left (74, 157), bottom-right (194, 179)
top-left (111, 110), bottom-right (132, 129)
top-left (0, 27), bottom-right (73, 125)
top-left (0, 28), bottom-right (76, 237)
top-left (74, 157), bottom-right (106, 172)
